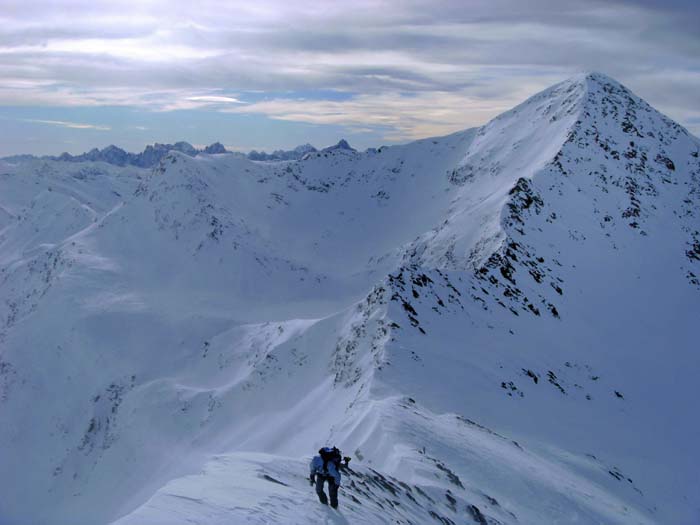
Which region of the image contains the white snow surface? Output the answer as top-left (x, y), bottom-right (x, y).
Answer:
top-left (1, 73), bottom-right (699, 525)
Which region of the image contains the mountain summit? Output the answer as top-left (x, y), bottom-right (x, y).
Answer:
top-left (322, 138), bottom-right (355, 152)
top-left (0, 73), bottom-right (698, 525)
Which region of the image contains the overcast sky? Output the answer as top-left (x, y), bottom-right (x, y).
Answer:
top-left (0, 0), bottom-right (698, 155)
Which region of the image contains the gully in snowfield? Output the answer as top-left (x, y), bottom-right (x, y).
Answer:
top-left (309, 447), bottom-right (350, 509)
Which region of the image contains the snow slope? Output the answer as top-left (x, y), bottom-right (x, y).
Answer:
top-left (0, 73), bottom-right (698, 525)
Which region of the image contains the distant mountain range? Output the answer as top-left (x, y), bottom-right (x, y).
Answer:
top-left (2, 140), bottom-right (357, 168)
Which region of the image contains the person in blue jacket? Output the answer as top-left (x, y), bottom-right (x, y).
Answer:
top-left (309, 447), bottom-right (342, 508)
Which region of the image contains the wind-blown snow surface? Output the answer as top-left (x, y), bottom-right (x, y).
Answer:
top-left (1, 73), bottom-right (698, 524)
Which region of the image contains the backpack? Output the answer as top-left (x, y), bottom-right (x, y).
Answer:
top-left (319, 447), bottom-right (342, 474)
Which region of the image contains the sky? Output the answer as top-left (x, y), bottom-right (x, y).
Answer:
top-left (0, 0), bottom-right (698, 156)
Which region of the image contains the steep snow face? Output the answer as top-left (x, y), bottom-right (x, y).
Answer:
top-left (410, 72), bottom-right (588, 270)
top-left (0, 74), bottom-right (698, 525)
top-left (364, 72), bottom-right (700, 514)
top-left (354, 73), bottom-right (700, 523)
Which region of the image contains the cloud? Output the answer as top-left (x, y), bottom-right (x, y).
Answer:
top-left (21, 118), bottom-right (111, 130)
top-left (186, 95), bottom-right (242, 103)
top-left (224, 90), bottom-right (523, 141)
top-left (0, 0), bottom-right (698, 142)
top-left (155, 94), bottom-right (245, 111)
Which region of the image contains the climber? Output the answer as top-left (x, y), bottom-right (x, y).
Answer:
top-left (309, 446), bottom-right (342, 508)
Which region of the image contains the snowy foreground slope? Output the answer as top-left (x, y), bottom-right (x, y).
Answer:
top-left (1, 73), bottom-right (699, 524)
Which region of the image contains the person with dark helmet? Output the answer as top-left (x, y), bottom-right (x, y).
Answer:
top-left (309, 446), bottom-right (342, 508)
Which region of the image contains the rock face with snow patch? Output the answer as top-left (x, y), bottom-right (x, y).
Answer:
top-left (0, 73), bottom-right (698, 525)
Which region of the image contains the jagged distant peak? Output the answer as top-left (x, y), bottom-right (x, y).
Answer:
top-left (28, 141), bottom-right (234, 168)
top-left (171, 141), bottom-right (198, 155)
top-left (322, 139), bottom-right (355, 152)
top-left (293, 143), bottom-right (316, 153)
top-left (248, 143), bottom-right (318, 161)
top-left (101, 144), bottom-right (127, 153)
top-left (143, 141), bottom-right (195, 154)
top-left (203, 142), bottom-right (228, 154)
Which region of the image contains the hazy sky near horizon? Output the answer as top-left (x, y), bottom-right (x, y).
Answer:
top-left (0, 0), bottom-right (699, 155)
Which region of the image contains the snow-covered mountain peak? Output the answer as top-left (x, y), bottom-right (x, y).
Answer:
top-left (479, 71), bottom-right (681, 146)
top-left (572, 70), bottom-right (625, 89)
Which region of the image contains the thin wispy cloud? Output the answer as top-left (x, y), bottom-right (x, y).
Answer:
top-left (155, 94), bottom-right (245, 111)
top-left (186, 96), bottom-right (243, 104)
top-left (21, 118), bottom-right (111, 131)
